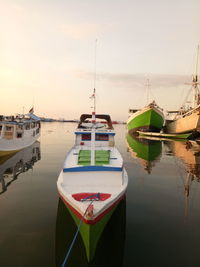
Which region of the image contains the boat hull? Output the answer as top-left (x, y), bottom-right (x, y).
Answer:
top-left (57, 166), bottom-right (128, 262)
top-left (0, 133), bottom-right (40, 155)
top-left (58, 191), bottom-right (125, 261)
top-left (127, 107), bottom-right (164, 134)
top-left (165, 111), bottom-right (200, 135)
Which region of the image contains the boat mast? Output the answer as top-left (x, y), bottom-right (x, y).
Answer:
top-left (91, 39), bottom-right (97, 166)
top-left (192, 44), bottom-right (199, 108)
top-left (146, 78), bottom-right (150, 104)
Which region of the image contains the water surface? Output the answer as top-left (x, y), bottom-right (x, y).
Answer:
top-left (1, 122), bottom-right (200, 267)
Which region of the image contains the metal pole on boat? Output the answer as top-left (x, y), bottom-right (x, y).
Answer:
top-left (90, 39), bottom-right (97, 165)
top-left (91, 111), bottom-right (96, 165)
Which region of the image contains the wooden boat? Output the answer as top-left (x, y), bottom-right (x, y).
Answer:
top-left (57, 112), bottom-right (128, 261)
top-left (137, 130), bottom-right (192, 140)
top-left (165, 45), bottom-right (200, 135)
top-left (127, 101), bottom-right (164, 134)
top-left (0, 112), bottom-right (41, 156)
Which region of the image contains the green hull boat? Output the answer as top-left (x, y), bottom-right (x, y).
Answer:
top-left (127, 103), bottom-right (164, 134)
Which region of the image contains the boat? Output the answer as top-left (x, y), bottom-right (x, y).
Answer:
top-left (0, 141), bottom-right (40, 195)
top-left (165, 45), bottom-right (200, 135)
top-left (57, 108), bottom-right (128, 261)
top-left (0, 110), bottom-right (41, 156)
top-left (126, 133), bottom-right (162, 173)
top-left (127, 80), bottom-right (164, 134)
top-left (55, 197), bottom-right (126, 266)
top-left (137, 130), bottom-right (192, 140)
top-left (127, 101), bottom-right (164, 134)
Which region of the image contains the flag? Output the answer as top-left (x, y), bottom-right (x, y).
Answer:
top-left (89, 93), bottom-right (95, 99)
top-left (29, 107), bottom-right (34, 113)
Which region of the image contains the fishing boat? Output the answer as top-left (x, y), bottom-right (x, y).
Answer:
top-left (0, 110), bottom-right (41, 156)
top-left (127, 80), bottom-right (164, 134)
top-left (127, 133), bottom-right (162, 173)
top-left (165, 45), bottom-right (200, 135)
top-left (57, 103), bottom-right (128, 261)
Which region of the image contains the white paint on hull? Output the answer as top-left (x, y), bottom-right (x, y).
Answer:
top-left (166, 110), bottom-right (200, 134)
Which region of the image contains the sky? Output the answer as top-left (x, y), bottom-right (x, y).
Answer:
top-left (0, 0), bottom-right (199, 121)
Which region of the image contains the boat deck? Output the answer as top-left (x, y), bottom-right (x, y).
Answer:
top-left (78, 150), bottom-right (110, 165)
top-left (63, 145), bottom-right (122, 171)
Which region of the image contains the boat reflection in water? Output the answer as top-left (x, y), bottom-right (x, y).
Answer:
top-left (166, 140), bottom-right (200, 198)
top-left (55, 197), bottom-right (126, 267)
top-left (126, 134), bottom-right (162, 173)
top-left (0, 141), bottom-right (41, 194)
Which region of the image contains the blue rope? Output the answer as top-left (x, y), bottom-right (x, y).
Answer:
top-left (61, 193), bottom-right (100, 267)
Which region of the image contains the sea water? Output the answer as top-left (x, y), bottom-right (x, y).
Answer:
top-left (1, 122), bottom-right (200, 267)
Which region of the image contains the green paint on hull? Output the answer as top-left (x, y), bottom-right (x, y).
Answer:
top-left (127, 108), bottom-right (164, 132)
top-left (127, 134), bottom-right (162, 161)
top-left (66, 204), bottom-right (116, 262)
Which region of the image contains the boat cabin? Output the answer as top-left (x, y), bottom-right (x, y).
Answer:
top-left (75, 114), bottom-right (115, 147)
top-left (0, 115), bottom-right (41, 140)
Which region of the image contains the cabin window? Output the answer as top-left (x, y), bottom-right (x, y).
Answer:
top-left (95, 134), bottom-right (109, 141)
top-left (82, 134), bottom-right (91, 140)
top-left (17, 132), bottom-right (23, 138)
top-left (16, 125), bottom-right (23, 130)
top-left (5, 126), bottom-right (13, 131)
top-left (25, 124), bottom-right (30, 130)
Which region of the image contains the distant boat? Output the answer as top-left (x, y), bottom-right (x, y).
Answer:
top-left (57, 109), bottom-right (128, 261)
top-left (127, 100), bottom-right (164, 134)
top-left (127, 79), bottom-right (164, 134)
top-left (0, 141), bottom-right (40, 195)
top-left (165, 45), bottom-right (200, 135)
top-left (126, 133), bottom-right (162, 173)
top-left (0, 111), bottom-right (41, 156)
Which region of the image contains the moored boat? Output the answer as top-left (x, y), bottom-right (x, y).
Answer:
top-left (127, 101), bottom-right (164, 134)
top-left (0, 111), bottom-right (41, 156)
top-left (57, 111), bottom-right (128, 261)
top-left (165, 45), bottom-right (200, 135)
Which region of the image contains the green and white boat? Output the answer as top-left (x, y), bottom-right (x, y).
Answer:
top-left (127, 101), bottom-right (164, 134)
top-left (57, 112), bottom-right (128, 262)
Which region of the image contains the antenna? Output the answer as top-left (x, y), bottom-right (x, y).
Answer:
top-left (93, 39), bottom-right (97, 114)
top-left (145, 78), bottom-right (150, 104)
top-left (195, 44), bottom-right (199, 79)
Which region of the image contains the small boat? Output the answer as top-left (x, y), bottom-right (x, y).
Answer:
top-left (57, 111), bottom-right (128, 261)
top-left (127, 80), bottom-right (164, 134)
top-left (137, 131), bottom-right (192, 140)
top-left (0, 111), bottom-right (41, 156)
top-left (165, 45), bottom-right (200, 135)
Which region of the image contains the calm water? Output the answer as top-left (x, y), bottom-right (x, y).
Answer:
top-left (1, 122), bottom-right (200, 267)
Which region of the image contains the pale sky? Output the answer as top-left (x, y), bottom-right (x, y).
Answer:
top-left (0, 0), bottom-right (199, 120)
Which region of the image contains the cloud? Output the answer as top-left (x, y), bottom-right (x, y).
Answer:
top-left (60, 23), bottom-right (113, 39)
top-left (70, 70), bottom-right (191, 89)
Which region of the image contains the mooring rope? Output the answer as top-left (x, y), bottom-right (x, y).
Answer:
top-left (61, 193), bottom-right (100, 267)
